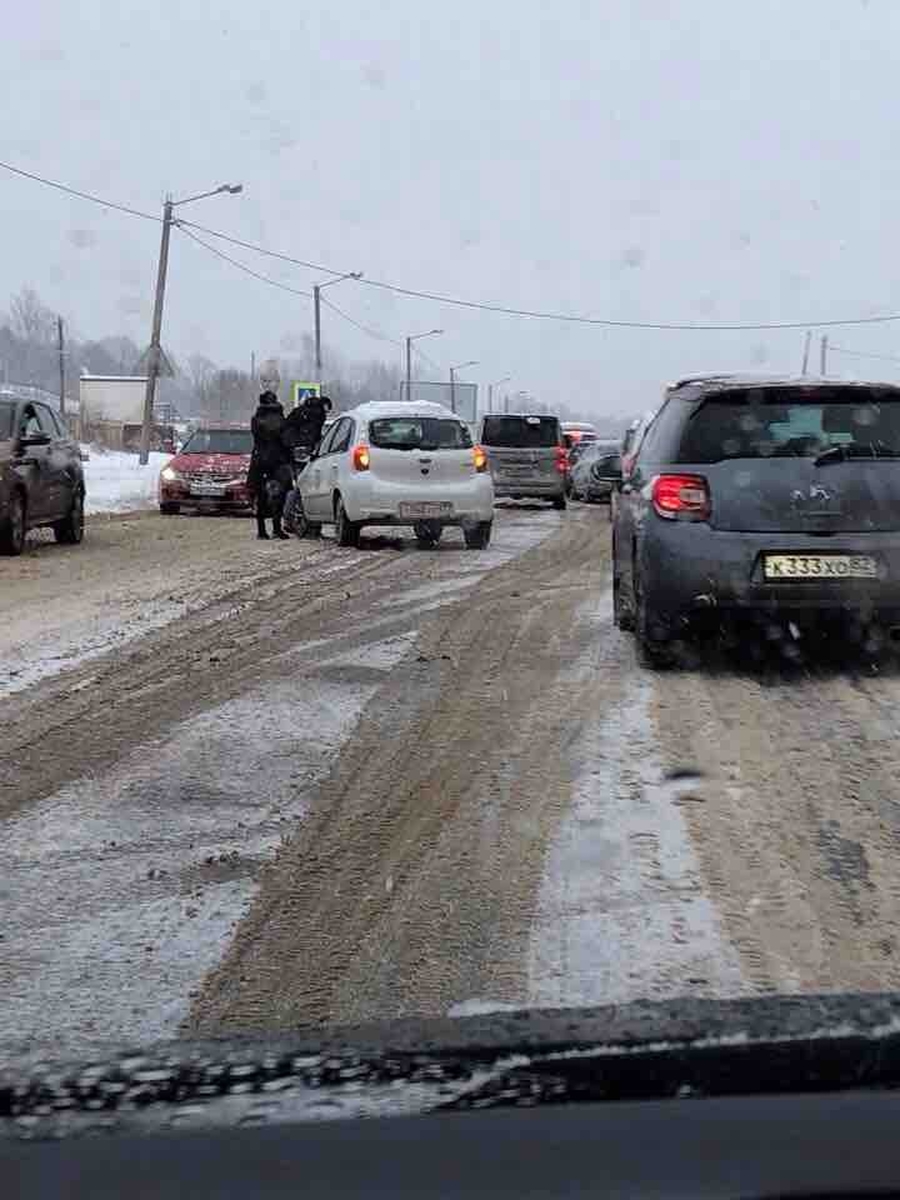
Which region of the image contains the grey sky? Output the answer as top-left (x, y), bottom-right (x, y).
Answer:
top-left (1, 0), bottom-right (898, 415)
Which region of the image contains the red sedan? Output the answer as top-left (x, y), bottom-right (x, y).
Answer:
top-left (159, 426), bottom-right (253, 514)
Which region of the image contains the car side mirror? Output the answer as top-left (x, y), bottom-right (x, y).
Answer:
top-left (20, 432), bottom-right (51, 448)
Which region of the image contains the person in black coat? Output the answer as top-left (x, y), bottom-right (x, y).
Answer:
top-left (248, 391), bottom-right (291, 540)
top-left (283, 394), bottom-right (333, 453)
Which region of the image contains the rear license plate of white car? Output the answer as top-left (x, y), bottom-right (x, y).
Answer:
top-left (191, 483), bottom-right (227, 497)
top-left (763, 554), bottom-right (878, 580)
top-left (399, 502), bottom-right (453, 519)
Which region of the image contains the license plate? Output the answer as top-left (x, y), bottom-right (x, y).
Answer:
top-left (398, 501), bottom-right (453, 519)
top-left (190, 482), bottom-right (227, 497)
top-left (763, 554), bottom-right (878, 580)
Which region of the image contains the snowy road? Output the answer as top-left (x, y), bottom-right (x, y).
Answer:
top-left (3, 505), bottom-right (900, 1060)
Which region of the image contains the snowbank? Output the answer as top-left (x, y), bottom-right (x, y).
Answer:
top-left (81, 446), bottom-right (171, 515)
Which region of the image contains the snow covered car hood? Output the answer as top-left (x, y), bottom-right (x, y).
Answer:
top-left (170, 453), bottom-right (251, 476)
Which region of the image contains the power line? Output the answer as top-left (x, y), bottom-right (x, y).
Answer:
top-left (181, 226), bottom-right (443, 371)
top-left (179, 219), bottom-right (900, 334)
top-left (178, 224), bottom-right (312, 299)
top-left (0, 158), bottom-right (161, 222)
top-left (11, 155), bottom-right (900, 334)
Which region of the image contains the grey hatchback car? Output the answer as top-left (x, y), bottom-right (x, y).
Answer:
top-left (0, 396), bottom-right (85, 555)
top-left (613, 375), bottom-right (900, 665)
top-left (478, 413), bottom-right (567, 509)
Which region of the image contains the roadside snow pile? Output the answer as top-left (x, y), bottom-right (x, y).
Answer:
top-left (82, 446), bottom-right (171, 515)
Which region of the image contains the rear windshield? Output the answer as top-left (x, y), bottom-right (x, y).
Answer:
top-left (0, 401), bottom-right (14, 440)
top-left (481, 415), bottom-right (560, 448)
top-left (181, 429), bottom-right (252, 454)
top-left (677, 388), bottom-right (900, 464)
top-left (369, 417), bottom-right (472, 450)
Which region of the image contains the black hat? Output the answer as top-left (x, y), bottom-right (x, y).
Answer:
top-left (259, 390), bottom-right (280, 407)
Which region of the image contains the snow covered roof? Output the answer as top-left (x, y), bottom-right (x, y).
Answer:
top-left (345, 399), bottom-right (461, 421)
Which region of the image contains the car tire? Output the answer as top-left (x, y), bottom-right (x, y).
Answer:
top-left (289, 496), bottom-right (321, 539)
top-left (635, 581), bottom-right (676, 669)
top-left (159, 503), bottom-right (181, 515)
top-left (334, 495), bottom-right (361, 548)
top-left (414, 520), bottom-right (443, 549)
top-left (0, 490), bottom-right (26, 556)
top-left (463, 520), bottom-right (492, 550)
top-left (553, 495), bottom-right (567, 511)
top-left (613, 565), bottom-right (636, 632)
top-left (54, 488), bottom-right (85, 545)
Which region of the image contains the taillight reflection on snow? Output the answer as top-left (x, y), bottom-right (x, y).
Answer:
top-left (651, 473), bottom-right (711, 520)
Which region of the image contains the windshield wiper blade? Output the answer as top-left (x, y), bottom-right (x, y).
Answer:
top-left (815, 444), bottom-right (900, 466)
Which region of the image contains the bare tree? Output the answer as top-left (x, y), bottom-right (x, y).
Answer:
top-left (10, 287), bottom-right (56, 345)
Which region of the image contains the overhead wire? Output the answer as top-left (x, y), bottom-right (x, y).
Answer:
top-left (8, 156), bottom-right (900, 334)
top-left (0, 158), bottom-right (161, 222)
top-left (829, 345), bottom-right (900, 366)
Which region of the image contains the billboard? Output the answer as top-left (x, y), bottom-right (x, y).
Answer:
top-left (399, 380), bottom-right (478, 424)
top-left (289, 380), bottom-right (321, 412)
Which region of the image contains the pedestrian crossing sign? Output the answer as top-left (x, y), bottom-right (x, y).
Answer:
top-left (289, 381), bottom-right (321, 411)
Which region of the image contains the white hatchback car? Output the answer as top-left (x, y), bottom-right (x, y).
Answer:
top-left (294, 401), bottom-right (495, 548)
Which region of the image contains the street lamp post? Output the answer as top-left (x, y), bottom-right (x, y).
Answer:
top-left (139, 182), bottom-right (243, 465)
top-left (449, 360), bottom-right (478, 415)
top-left (487, 375), bottom-right (511, 414)
top-left (404, 329), bottom-right (443, 400)
top-left (312, 271), bottom-right (364, 382)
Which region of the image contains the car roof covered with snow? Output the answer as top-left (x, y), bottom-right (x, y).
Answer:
top-left (345, 400), bottom-right (464, 422)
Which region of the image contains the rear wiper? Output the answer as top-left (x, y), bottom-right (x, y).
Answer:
top-left (815, 443), bottom-right (900, 466)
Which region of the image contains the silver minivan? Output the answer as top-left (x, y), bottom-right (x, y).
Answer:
top-left (477, 413), bottom-right (567, 509)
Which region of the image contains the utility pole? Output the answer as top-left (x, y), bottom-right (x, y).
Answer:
top-left (313, 285), bottom-right (323, 382)
top-left (487, 383), bottom-right (492, 412)
top-left (57, 315), bottom-right (65, 416)
top-left (449, 367), bottom-right (456, 414)
top-left (139, 196), bottom-right (174, 465)
top-left (406, 336), bottom-right (412, 402)
top-left (820, 334), bottom-right (829, 375)
top-left (251, 351), bottom-right (256, 381)
top-left (801, 330), bottom-right (811, 376)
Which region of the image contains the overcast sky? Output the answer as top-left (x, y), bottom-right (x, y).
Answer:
top-left (1, 0), bottom-right (898, 416)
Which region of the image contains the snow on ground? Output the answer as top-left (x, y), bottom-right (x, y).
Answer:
top-left (82, 446), bottom-right (171, 515)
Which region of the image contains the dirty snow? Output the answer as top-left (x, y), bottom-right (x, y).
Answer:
top-left (0, 637), bottom-right (411, 1060)
top-left (528, 591), bottom-right (746, 1008)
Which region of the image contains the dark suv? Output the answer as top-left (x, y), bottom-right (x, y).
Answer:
top-left (613, 375), bottom-right (900, 665)
top-left (0, 396), bottom-right (85, 555)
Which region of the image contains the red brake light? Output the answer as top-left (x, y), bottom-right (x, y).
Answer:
top-left (473, 445), bottom-right (488, 472)
top-left (651, 474), bottom-right (710, 520)
top-left (352, 444), bottom-right (370, 471)
top-left (554, 446), bottom-right (569, 474)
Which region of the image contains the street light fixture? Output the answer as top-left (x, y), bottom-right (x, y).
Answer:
top-left (487, 375), bottom-right (511, 414)
top-left (449, 360), bottom-right (479, 415)
top-left (313, 271), bottom-right (364, 380)
top-left (404, 329), bottom-right (444, 400)
top-left (139, 181), bottom-right (244, 464)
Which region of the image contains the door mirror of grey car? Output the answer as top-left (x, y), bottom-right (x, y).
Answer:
top-left (19, 432), bottom-right (51, 448)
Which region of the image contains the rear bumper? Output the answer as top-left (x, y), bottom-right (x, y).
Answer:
top-left (639, 523), bottom-right (900, 618)
top-left (493, 479), bottom-right (565, 500)
top-left (346, 477), bottom-right (494, 524)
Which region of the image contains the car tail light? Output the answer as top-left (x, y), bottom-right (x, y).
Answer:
top-left (473, 445), bottom-right (488, 472)
top-left (554, 446), bottom-right (569, 474)
top-left (352, 444), bottom-right (371, 471)
top-left (652, 474), bottom-right (710, 520)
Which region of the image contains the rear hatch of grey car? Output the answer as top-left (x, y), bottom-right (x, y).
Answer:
top-left (667, 383), bottom-right (900, 535)
top-left (480, 414), bottom-right (563, 489)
